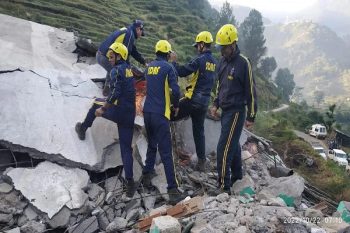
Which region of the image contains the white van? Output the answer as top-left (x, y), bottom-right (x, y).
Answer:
top-left (309, 124), bottom-right (327, 139)
top-left (328, 149), bottom-right (349, 166)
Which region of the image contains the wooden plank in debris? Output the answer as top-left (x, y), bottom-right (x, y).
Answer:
top-left (137, 196), bottom-right (204, 232)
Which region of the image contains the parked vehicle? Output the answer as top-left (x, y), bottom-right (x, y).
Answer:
top-left (328, 149), bottom-right (349, 166)
top-left (312, 146), bottom-right (327, 160)
top-left (309, 124), bottom-right (327, 139)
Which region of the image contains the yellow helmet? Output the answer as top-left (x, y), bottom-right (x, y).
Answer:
top-left (215, 24), bottom-right (238, 46)
top-left (193, 31), bottom-right (213, 46)
top-left (155, 40), bottom-right (172, 54)
top-left (108, 42), bottom-right (128, 60)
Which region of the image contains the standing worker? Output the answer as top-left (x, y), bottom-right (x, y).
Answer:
top-left (210, 24), bottom-right (257, 193)
top-left (142, 40), bottom-right (186, 205)
top-left (169, 31), bottom-right (216, 172)
top-left (75, 42), bottom-right (136, 197)
top-left (97, 19), bottom-right (146, 96)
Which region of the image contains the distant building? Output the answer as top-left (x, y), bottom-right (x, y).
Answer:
top-left (335, 128), bottom-right (350, 147)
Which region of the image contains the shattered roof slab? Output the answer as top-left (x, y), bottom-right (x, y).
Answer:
top-left (0, 13), bottom-right (122, 171)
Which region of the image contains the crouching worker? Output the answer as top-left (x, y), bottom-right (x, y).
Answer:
top-left (75, 42), bottom-right (136, 197)
top-left (142, 40), bottom-right (187, 205)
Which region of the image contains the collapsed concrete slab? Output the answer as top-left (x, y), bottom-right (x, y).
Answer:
top-left (178, 118), bottom-right (249, 156)
top-left (0, 69), bottom-right (124, 171)
top-left (0, 13), bottom-right (128, 171)
top-left (7, 161), bottom-right (89, 218)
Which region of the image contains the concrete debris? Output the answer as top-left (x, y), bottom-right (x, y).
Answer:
top-left (0, 213), bottom-right (13, 224)
top-left (261, 174), bottom-right (304, 204)
top-left (20, 220), bottom-right (46, 233)
top-left (150, 216), bottom-right (181, 233)
top-left (231, 175), bottom-right (255, 195)
top-left (106, 217), bottom-right (128, 232)
top-left (68, 216), bottom-right (99, 233)
top-left (0, 182), bottom-right (13, 194)
top-left (46, 206), bottom-right (71, 228)
top-left (22, 205), bottom-right (39, 222)
top-left (104, 175), bottom-right (123, 194)
top-left (7, 161), bottom-right (89, 218)
top-left (87, 183), bottom-right (105, 204)
top-left (4, 227), bottom-right (21, 233)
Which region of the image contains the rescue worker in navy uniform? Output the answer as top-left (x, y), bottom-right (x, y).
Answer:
top-left (75, 42), bottom-right (136, 198)
top-left (142, 40), bottom-right (186, 205)
top-left (169, 31), bottom-right (216, 172)
top-left (210, 24), bottom-right (257, 194)
top-left (97, 19), bottom-right (146, 96)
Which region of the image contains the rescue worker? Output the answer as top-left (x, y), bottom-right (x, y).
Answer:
top-left (142, 40), bottom-right (186, 205)
top-left (169, 31), bottom-right (217, 172)
top-left (75, 42), bottom-right (136, 197)
top-left (97, 19), bottom-right (146, 96)
top-left (210, 24), bottom-right (257, 193)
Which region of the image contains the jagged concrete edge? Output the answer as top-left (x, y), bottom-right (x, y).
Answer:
top-left (0, 139), bottom-right (119, 172)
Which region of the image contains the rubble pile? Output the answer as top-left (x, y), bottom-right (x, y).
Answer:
top-left (2, 131), bottom-right (350, 233)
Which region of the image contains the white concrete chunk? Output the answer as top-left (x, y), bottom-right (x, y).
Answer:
top-left (151, 216), bottom-right (181, 233)
top-left (7, 161), bottom-right (89, 218)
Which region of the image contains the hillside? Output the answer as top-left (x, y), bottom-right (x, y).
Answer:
top-left (293, 0), bottom-right (350, 37)
top-left (0, 0), bottom-right (282, 110)
top-left (0, 0), bottom-right (217, 62)
top-left (265, 21), bottom-right (350, 105)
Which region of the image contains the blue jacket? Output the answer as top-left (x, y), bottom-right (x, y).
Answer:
top-left (143, 55), bottom-right (180, 120)
top-left (173, 50), bottom-right (216, 107)
top-left (106, 60), bottom-right (135, 112)
top-left (214, 47), bottom-right (257, 122)
top-left (98, 25), bottom-right (145, 65)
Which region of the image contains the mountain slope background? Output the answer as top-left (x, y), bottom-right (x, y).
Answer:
top-left (0, 0), bottom-right (282, 110)
top-left (0, 0), bottom-right (217, 62)
top-left (265, 21), bottom-right (350, 105)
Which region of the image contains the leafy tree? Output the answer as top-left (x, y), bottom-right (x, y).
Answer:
top-left (239, 9), bottom-right (266, 70)
top-left (215, 1), bottom-right (237, 30)
top-left (259, 56), bottom-right (277, 79)
top-left (323, 104), bottom-right (336, 131)
top-left (275, 68), bottom-right (295, 101)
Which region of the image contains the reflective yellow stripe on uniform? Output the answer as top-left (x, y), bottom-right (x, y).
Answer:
top-left (220, 112), bottom-right (239, 189)
top-left (164, 75), bottom-right (171, 120)
top-left (106, 32), bottom-right (127, 58)
top-left (184, 70), bottom-right (199, 99)
top-left (93, 101), bottom-right (105, 106)
top-left (240, 55), bottom-right (255, 117)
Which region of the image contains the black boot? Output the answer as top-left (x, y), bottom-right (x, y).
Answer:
top-left (142, 172), bottom-right (156, 188)
top-left (75, 122), bottom-right (87, 140)
top-left (125, 178), bottom-right (136, 198)
top-left (168, 188), bottom-right (187, 205)
top-left (195, 159), bottom-right (206, 172)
